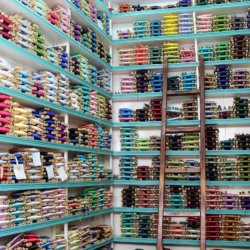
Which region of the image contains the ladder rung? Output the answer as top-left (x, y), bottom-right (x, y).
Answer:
top-left (167, 89), bottom-right (200, 96)
top-left (164, 212), bottom-right (201, 217)
top-left (166, 126), bottom-right (200, 133)
top-left (165, 167), bottom-right (200, 173)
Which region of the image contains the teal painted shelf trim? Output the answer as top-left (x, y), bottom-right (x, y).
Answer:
top-left (0, 181), bottom-right (113, 191)
top-left (65, 0), bottom-right (112, 42)
top-left (163, 239), bottom-right (199, 245)
top-left (112, 180), bottom-right (200, 186)
top-left (0, 38), bottom-right (112, 98)
top-left (166, 180), bottom-right (200, 186)
top-left (207, 240), bottom-right (250, 247)
top-left (206, 118), bottom-right (250, 125)
top-left (113, 120), bottom-right (199, 128)
top-left (112, 1), bottom-right (250, 18)
top-left (0, 135), bottom-right (112, 155)
top-left (112, 92), bottom-right (162, 100)
top-left (207, 209), bottom-right (250, 215)
top-left (0, 208), bottom-right (112, 237)
top-left (0, 86), bottom-right (112, 127)
top-left (205, 58), bottom-right (250, 66)
top-left (113, 238), bottom-right (250, 247)
top-left (112, 88), bottom-right (250, 100)
top-left (113, 237), bottom-right (157, 244)
top-left (207, 150), bottom-right (250, 155)
top-left (113, 207), bottom-right (200, 213)
top-left (113, 238), bottom-right (199, 245)
top-left (113, 207), bottom-right (158, 213)
top-left (112, 59), bottom-right (250, 72)
top-left (113, 118), bottom-right (250, 128)
top-left (113, 151), bottom-right (160, 156)
top-left (11, 0), bottom-right (111, 70)
top-left (113, 180), bottom-right (159, 185)
top-left (84, 238), bottom-right (113, 250)
top-left (113, 151), bottom-right (200, 156)
top-left (206, 88), bottom-right (250, 96)
top-left (207, 181), bottom-right (250, 186)
top-left (112, 62), bottom-right (198, 72)
top-left (112, 29), bottom-right (250, 45)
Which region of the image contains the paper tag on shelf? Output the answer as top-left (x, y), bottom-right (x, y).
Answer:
top-left (58, 167), bottom-right (68, 181)
top-left (46, 165), bottom-right (54, 180)
top-left (13, 164), bottom-right (27, 180)
top-left (32, 152), bottom-right (42, 167)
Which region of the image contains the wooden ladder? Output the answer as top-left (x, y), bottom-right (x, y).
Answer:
top-left (157, 56), bottom-right (206, 250)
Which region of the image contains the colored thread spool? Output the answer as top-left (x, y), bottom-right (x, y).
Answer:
top-left (162, 14), bottom-right (179, 35)
top-left (196, 14), bottom-right (213, 33)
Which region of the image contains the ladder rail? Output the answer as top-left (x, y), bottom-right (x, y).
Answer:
top-left (156, 56), bottom-right (206, 250)
top-left (156, 58), bottom-right (168, 250)
top-left (199, 56), bottom-right (206, 250)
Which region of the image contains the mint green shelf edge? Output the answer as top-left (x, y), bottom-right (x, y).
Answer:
top-left (113, 237), bottom-right (157, 244)
top-left (112, 88), bottom-right (250, 100)
top-left (111, 1), bottom-right (250, 18)
top-left (112, 59), bottom-right (250, 72)
top-left (207, 209), bottom-right (250, 215)
top-left (11, 0), bottom-right (111, 70)
top-left (206, 58), bottom-right (250, 66)
top-left (207, 181), bottom-right (250, 186)
top-left (113, 151), bottom-right (200, 156)
top-left (113, 238), bottom-right (250, 247)
top-left (0, 38), bottom-right (112, 99)
top-left (112, 62), bottom-right (198, 72)
top-left (113, 120), bottom-right (199, 128)
top-left (0, 208), bottom-right (112, 237)
top-left (113, 180), bottom-right (250, 186)
top-left (113, 238), bottom-right (199, 245)
top-left (84, 238), bottom-right (113, 250)
top-left (206, 240), bottom-right (250, 247)
top-left (112, 29), bottom-right (250, 45)
top-left (207, 150), bottom-right (250, 155)
top-left (113, 207), bottom-right (250, 215)
top-left (113, 207), bottom-right (199, 213)
top-left (0, 180), bottom-right (249, 190)
top-left (0, 135), bottom-right (112, 155)
top-left (113, 118), bottom-right (250, 128)
top-left (113, 150), bottom-right (250, 156)
top-left (65, 0), bottom-right (112, 43)
top-left (0, 86), bottom-right (112, 127)
top-left (113, 180), bottom-right (160, 185)
top-left (112, 180), bottom-right (200, 186)
top-left (0, 181), bottom-right (113, 191)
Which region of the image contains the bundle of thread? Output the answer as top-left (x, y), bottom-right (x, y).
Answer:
top-left (3, 232), bottom-right (66, 249)
top-left (0, 189), bottom-right (68, 229)
top-left (68, 224), bottom-right (112, 249)
top-left (68, 153), bottom-right (113, 181)
top-left (68, 187), bottom-right (112, 215)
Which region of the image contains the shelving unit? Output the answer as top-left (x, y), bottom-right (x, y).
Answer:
top-left (111, 0), bottom-right (250, 249)
top-left (0, 0), bottom-right (250, 249)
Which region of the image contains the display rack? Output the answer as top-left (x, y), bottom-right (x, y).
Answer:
top-left (0, 0), bottom-right (250, 249)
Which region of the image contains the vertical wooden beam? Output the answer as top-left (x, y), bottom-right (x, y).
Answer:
top-left (199, 56), bottom-right (206, 250)
top-left (157, 58), bottom-right (168, 250)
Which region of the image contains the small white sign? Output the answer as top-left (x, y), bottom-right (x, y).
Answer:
top-left (57, 167), bottom-right (68, 181)
top-left (32, 152), bottom-right (42, 167)
top-left (46, 165), bottom-right (55, 180)
top-left (13, 164), bottom-right (27, 180)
